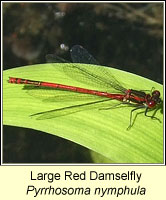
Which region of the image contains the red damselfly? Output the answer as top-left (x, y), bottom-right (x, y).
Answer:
top-left (8, 45), bottom-right (162, 129)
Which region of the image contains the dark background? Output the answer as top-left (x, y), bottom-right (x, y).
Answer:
top-left (3, 3), bottom-right (163, 163)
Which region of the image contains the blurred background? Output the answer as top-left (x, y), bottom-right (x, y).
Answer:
top-left (3, 2), bottom-right (163, 163)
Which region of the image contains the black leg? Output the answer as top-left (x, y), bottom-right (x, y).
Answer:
top-left (144, 107), bottom-right (161, 123)
top-left (127, 105), bottom-right (145, 130)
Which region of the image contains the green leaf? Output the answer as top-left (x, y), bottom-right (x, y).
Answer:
top-left (3, 63), bottom-right (163, 163)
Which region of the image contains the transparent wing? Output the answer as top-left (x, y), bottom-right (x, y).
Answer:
top-left (69, 45), bottom-right (126, 92)
top-left (46, 45), bottom-right (126, 93)
top-left (30, 98), bottom-right (113, 120)
top-left (70, 45), bottom-right (99, 65)
top-left (62, 64), bottom-right (126, 93)
top-left (46, 45), bottom-right (99, 64)
top-left (30, 99), bottom-right (135, 120)
top-left (46, 54), bottom-right (68, 63)
top-left (23, 85), bottom-right (104, 102)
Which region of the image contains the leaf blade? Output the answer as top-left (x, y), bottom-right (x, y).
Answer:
top-left (3, 63), bottom-right (163, 163)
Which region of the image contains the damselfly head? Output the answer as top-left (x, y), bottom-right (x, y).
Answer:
top-left (152, 90), bottom-right (160, 97)
top-left (152, 90), bottom-right (161, 104)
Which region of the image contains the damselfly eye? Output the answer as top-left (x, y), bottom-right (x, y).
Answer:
top-left (152, 90), bottom-right (160, 97)
top-left (148, 100), bottom-right (156, 108)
